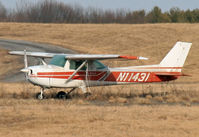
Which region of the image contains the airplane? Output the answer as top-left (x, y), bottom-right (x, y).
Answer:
top-left (9, 41), bottom-right (192, 99)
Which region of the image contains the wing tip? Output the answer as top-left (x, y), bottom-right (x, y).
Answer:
top-left (138, 56), bottom-right (148, 60)
top-left (119, 55), bottom-right (148, 60)
top-left (9, 51), bottom-right (18, 54)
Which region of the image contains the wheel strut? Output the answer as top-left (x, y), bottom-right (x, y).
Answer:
top-left (67, 88), bottom-right (76, 95)
top-left (40, 88), bottom-right (44, 99)
top-left (36, 88), bottom-right (45, 100)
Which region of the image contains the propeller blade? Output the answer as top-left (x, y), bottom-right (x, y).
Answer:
top-left (24, 49), bottom-right (28, 68)
top-left (23, 49), bottom-right (29, 80)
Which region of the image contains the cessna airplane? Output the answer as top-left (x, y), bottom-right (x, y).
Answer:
top-left (9, 41), bottom-right (192, 99)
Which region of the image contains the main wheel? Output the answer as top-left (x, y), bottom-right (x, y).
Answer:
top-left (36, 92), bottom-right (45, 100)
top-left (56, 91), bottom-right (70, 99)
top-left (84, 92), bottom-right (92, 98)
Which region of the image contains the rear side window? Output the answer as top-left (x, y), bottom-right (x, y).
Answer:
top-left (93, 60), bottom-right (106, 69)
top-left (49, 55), bottom-right (66, 67)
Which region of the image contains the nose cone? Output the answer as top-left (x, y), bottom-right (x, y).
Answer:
top-left (20, 68), bottom-right (30, 73)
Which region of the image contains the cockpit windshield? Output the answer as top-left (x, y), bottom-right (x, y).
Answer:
top-left (49, 55), bottom-right (66, 67)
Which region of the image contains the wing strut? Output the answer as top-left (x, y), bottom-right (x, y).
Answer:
top-left (85, 61), bottom-right (90, 92)
top-left (65, 60), bottom-right (87, 83)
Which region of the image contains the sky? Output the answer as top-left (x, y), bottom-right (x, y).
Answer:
top-left (1, 0), bottom-right (199, 12)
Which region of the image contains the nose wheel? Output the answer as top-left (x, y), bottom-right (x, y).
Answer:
top-left (36, 88), bottom-right (45, 100)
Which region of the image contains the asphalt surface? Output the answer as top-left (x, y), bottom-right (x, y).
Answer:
top-left (0, 38), bottom-right (76, 82)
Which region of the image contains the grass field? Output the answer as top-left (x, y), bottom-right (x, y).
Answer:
top-left (0, 99), bottom-right (199, 137)
top-left (0, 23), bottom-right (199, 137)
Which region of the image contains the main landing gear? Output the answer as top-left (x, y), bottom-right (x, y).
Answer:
top-left (35, 88), bottom-right (77, 100)
top-left (56, 88), bottom-right (76, 99)
top-left (56, 91), bottom-right (70, 99)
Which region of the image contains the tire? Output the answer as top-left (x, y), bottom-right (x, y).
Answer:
top-left (56, 91), bottom-right (70, 99)
top-left (36, 92), bottom-right (44, 100)
top-left (84, 92), bottom-right (92, 98)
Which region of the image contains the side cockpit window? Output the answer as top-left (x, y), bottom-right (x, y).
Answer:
top-left (49, 55), bottom-right (66, 67)
top-left (70, 60), bottom-right (87, 70)
top-left (69, 60), bottom-right (106, 70)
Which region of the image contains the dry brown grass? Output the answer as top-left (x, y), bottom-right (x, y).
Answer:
top-left (0, 23), bottom-right (199, 137)
top-left (0, 98), bottom-right (199, 137)
top-left (0, 82), bottom-right (198, 105)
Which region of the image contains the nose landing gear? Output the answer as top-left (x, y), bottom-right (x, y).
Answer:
top-left (36, 88), bottom-right (45, 100)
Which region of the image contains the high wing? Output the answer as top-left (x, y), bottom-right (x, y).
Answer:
top-left (9, 51), bottom-right (148, 60)
top-left (9, 51), bottom-right (62, 58)
top-left (65, 54), bottom-right (148, 60)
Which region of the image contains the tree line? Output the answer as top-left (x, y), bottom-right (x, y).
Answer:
top-left (0, 0), bottom-right (199, 23)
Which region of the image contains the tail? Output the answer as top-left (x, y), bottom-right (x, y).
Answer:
top-left (159, 41), bottom-right (192, 72)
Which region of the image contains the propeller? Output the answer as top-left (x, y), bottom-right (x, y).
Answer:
top-left (24, 49), bottom-right (28, 68)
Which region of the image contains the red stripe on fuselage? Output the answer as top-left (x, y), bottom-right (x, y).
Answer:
top-left (37, 71), bottom-right (104, 76)
top-left (35, 71), bottom-right (107, 81)
top-left (135, 67), bottom-right (182, 69)
top-left (32, 71), bottom-right (180, 83)
top-left (104, 71), bottom-right (180, 82)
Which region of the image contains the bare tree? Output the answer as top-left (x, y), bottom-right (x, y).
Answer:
top-left (0, 1), bottom-right (7, 21)
top-left (1, 0), bottom-right (199, 23)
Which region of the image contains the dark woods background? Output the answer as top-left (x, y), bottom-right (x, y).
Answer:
top-left (0, 0), bottom-right (199, 23)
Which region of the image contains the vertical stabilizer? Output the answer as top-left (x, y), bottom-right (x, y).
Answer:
top-left (160, 42), bottom-right (192, 68)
